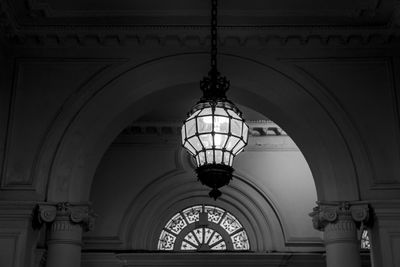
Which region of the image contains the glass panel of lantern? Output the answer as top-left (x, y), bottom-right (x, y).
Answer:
top-left (182, 101), bottom-right (248, 168)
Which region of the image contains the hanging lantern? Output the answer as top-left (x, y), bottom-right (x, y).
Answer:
top-left (181, 0), bottom-right (249, 200)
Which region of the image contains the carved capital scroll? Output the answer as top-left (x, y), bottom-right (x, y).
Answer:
top-left (309, 201), bottom-right (369, 231)
top-left (35, 202), bottom-right (95, 232)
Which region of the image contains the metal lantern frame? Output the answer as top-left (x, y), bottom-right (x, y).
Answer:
top-left (182, 101), bottom-right (248, 167)
top-left (181, 0), bottom-right (249, 199)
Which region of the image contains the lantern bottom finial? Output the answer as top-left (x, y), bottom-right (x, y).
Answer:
top-left (196, 164), bottom-right (233, 199)
top-left (209, 188), bottom-right (222, 200)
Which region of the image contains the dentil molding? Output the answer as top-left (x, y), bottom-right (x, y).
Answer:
top-left (0, 0), bottom-right (400, 47)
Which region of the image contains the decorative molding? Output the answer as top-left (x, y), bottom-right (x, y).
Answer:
top-left (369, 199), bottom-right (400, 219)
top-left (110, 252), bottom-right (370, 266)
top-left (80, 252), bottom-right (372, 266)
top-left (83, 236), bottom-right (124, 249)
top-left (310, 201), bottom-right (370, 245)
top-left (120, 120), bottom-right (287, 137)
top-left (7, 28), bottom-right (400, 47)
top-left (310, 201), bottom-right (370, 232)
top-left (115, 121), bottom-right (298, 151)
top-left (0, 0), bottom-right (399, 46)
top-left (35, 202), bottom-right (95, 232)
top-left (24, 0), bottom-right (382, 20)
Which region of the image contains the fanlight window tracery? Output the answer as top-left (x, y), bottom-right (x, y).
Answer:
top-left (361, 230), bottom-right (370, 250)
top-left (157, 205), bottom-right (250, 251)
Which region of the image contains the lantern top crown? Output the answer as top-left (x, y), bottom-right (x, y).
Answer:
top-left (199, 0), bottom-right (230, 102)
top-left (200, 69), bottom-right (230, 101)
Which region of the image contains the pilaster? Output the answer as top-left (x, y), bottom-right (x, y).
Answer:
top-left (369, 200), bottom-right (400, 267)
top-left (0, 201), bottom-right (39, 267)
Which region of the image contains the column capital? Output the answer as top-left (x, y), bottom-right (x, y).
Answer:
top-left (309, 201), bottom-right (370, 231)
top-left (35, 202), bottom-right (95, 232)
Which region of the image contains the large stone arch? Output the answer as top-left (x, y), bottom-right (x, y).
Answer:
top-left (41, 53), bottom-right (362, 202)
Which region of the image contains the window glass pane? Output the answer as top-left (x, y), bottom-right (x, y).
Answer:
top-left (198, 107), bottom-right (212, 116)
top-left (158, 205), bottom-right (250, 251)
top-left (181, 241), bottom-right (196, 250)
top-left (231, 119), bottom-right (242, 136)
top-left (185, 118), bottom-right (196, 137)
top-left (210, 241), bottom-right (226, 250)
top-left (214, 150), bottom-right (223, 163)
top-left (187, 109), bottom-right (201, 120)
top-left (183, 142), bottom-right (196, 155)
top-left (243, 123), bottom-right (249, 142)
top-left (206, 150), bottom-right (213, 163)
top-left (220, 213), bottom-right (242, 234)
top-left (194, 228), bottom-right (203, 244)
top-left (199, 134), bottom-right (213, 149)
top-left (199, 152), bottom-right (206, 165)
top-left (188, 136), bottom-right (202, 152)
top-left (361, 230), bottom-right (370, 249)
top-left (166, 213), bottom-right (187, 235)
top-left (227, 109), bottom-right (240, 119)
top-left (231, 230), bottom-right (250, 250)
top-left (204, 228), bottom-right (215, 244)
top-left (214, 116), bottom-right (229, 133)
top-left (214, 134), bottom-right (228, 149)
top-left (184, 231), bottom-right (199, 246)
top-left (223, 152), bottom-right (230, 165)
top-left (235, 148), bottom-right (244, 156)
top-left (182, 206), bottom-right (202, 223)
top-left (158, 230), bottom-right (176, 250)
top-left (208, 231), bottom-right (223, 246)
top-left (229, 155), bottom-right (233, 166)
top-left (225, 136), bottom-right (240, 151)
top-left (197, 116), bottom-right (213, 133)
top-left (214, 107), bottom-right (228, 116)
top-left (232, 140), bottom-right (245, 155)
top-left (205, 206), bottom-right (225, 224)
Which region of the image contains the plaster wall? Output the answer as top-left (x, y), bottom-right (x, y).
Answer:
top-left (0, 45), bottom-right (399, 202)
top-left (86, 134), bottom-right (320, 251)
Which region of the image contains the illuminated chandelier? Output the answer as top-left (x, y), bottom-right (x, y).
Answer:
top-left (181, 0), bottom-right (249, 200)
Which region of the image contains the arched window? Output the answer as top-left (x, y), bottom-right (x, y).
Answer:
top-left (157, 205), bottom-right (250, 251)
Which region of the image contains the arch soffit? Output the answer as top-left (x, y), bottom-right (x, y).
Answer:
top-left (43, 53), bottom-right (361, 202)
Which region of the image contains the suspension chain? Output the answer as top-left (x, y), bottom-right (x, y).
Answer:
top-left (210, 0), bottom-right (218, 73)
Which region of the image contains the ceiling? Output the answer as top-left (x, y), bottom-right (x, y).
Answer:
top-left (1, 0), bottom-right (399, 46)
top-left (8, 0), bottom-right (395, 26)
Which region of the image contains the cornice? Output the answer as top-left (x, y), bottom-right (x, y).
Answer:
top-left (114, 121), bottom-right (297, 151)
top-left (6, 26), bottom-right (400, 47)
top-left (1, 0), bottom-right (400, 47)
top-left (120, 120), bottom-right (287, 138)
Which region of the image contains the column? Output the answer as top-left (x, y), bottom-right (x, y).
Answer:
top-left (309, 201), bottom-right (369, 267)
top-left (36, 202), bottom-right (94, 267)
